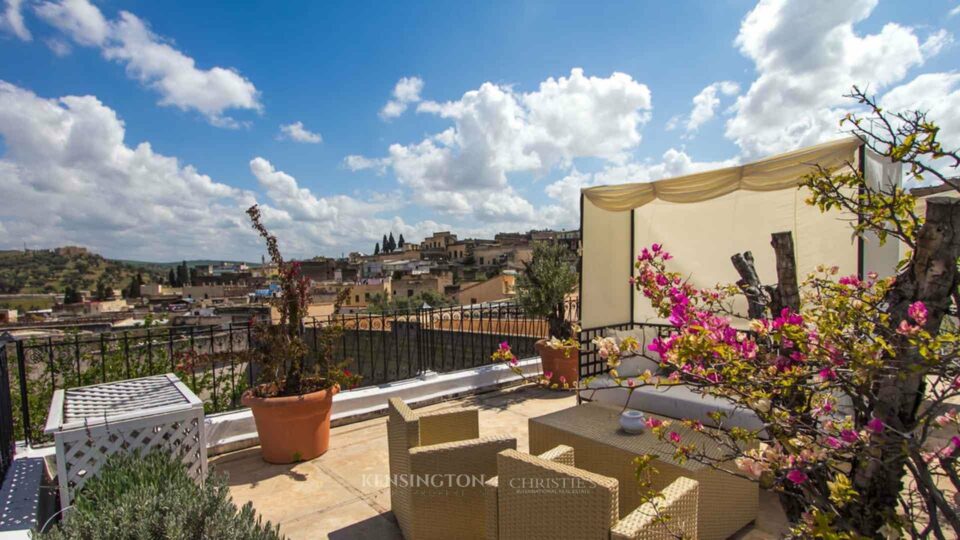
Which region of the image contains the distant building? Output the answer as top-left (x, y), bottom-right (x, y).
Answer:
top-left (342, 279), bottom-right (392, 309)
top-left (393, 272), bottom-right (453, 299)
top-left (88, 299), bottom-right (130, 314)
top-left (454, 274), bottom-right (516, 305)
top-left (0, 309), bottom-right (17, 324)
top-left (420, 232), bottom-right (458, 259)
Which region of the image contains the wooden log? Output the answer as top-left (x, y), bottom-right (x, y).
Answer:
top-left (770, 232), bottom-right (800, 314)
top-left (731, 251), bottom-right (767, 318)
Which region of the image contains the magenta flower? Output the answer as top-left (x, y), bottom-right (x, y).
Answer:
top-left (499, 341), bottom-right (510, 351)
top-left (818, 368), bottom-right (836, 381)
top-left (668, 431), bottom-right (681, 443)
top-left (652, 243), bottom-right (662, 253)
top-left (786, 469), bottom-right (808, 485)
top-left (840, 429), bottom-right (858, 443)
top-left (908, 301), bottom-right (928, 326)
top-left (824, 436), bottom-right (842, 449)
top-left (543, 371), bottom-right (553, 380)
top-left (644, 417), bottom-right (663, 429)
top-left (867, 417), bottom-right (885, 434)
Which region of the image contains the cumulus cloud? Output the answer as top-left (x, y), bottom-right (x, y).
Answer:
top-left (35, 0), bottom-right (261, 127)
top-left (249, 157), bottom-right (444, 255)
top-left (725, 0), bottom-right (945, 158)
top-left (379, 76), bottom-right (423, 120)
top-left (0, 0), bottom-right (31, 40)
top-left (0, 81), bottom-right (436, 260)
top-left (880, 72), bottom-right (960, 151)
top-left (352, 68), bottom-right (653, 221)
top-left (278, 121), bottom-right (322, 143)
top-left (684, 81), bottom-right (739, 134)
top-left (0, 80), bottom-right (256, 260)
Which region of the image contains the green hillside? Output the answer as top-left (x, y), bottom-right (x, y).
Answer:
top-left (0, 248), bottom-right (165, 294)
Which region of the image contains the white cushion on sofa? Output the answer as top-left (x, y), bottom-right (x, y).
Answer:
top-left (582, 374), bottom-right (765, 433)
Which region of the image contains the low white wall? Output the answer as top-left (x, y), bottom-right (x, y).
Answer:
top-left (205, 356), bottom-right (542, 455)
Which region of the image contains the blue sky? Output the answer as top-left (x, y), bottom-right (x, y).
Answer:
top-left (1, 0), bottom-right (958, 261)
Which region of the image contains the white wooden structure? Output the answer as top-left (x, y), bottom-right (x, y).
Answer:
top-left (44, 374), bottom-right (207, 508)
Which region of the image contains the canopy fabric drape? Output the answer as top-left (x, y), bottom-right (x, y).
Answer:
top-left (579, 137), bottom-right (879, 330)
top-left (582, 137), bottom-right (862, 212)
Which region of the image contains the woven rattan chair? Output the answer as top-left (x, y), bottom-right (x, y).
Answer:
top-left (387, 398), bottom-right (517, 540)
top-left (484, 445), bottom-right (699, 540)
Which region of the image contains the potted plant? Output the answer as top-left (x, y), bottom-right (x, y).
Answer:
top-left (515, 242), bottom-right (579, 386)
top-left (241, 205), bottom-right (360, 463)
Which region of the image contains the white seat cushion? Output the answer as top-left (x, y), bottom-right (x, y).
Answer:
top-left (583, 374), bottom-right (765, 433)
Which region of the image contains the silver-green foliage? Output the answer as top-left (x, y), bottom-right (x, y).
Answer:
top-left (36, 451), bottom-right (283, 540)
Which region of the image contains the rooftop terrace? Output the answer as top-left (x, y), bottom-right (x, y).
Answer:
top-left (212, 384), bottom-right (790, 539)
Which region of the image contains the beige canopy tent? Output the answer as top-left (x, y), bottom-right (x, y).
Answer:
top-left (579, 137), bottom-right (902, 329)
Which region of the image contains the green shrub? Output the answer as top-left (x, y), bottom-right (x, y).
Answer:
top-left (36, 451), bottom-right (283, 540)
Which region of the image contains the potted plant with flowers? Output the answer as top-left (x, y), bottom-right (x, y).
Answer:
top-left (515, 242), bottom-right (579, 386)
top-left (241, 205), bottom-right (361, 463)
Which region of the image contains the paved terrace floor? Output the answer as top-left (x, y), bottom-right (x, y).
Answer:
top-left (211, 385), bottom-right (790, 539)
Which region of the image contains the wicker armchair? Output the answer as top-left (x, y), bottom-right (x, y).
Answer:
top-left (484, 445), bottom-right (699, 540)
top-left (387, 398), bottom-right (517, 540)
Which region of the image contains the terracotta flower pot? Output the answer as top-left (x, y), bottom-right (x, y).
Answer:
top-left (242, 384), bottom-right (339, 464)
top-left (535, 339), bottom-right (579, 386)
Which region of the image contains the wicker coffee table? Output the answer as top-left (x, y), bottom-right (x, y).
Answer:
top-left (529, 402), bottom-right (757, 540)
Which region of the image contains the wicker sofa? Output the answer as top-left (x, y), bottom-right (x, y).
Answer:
top-left (484, 445), bottom-right (699, 540)
top-left (387, 398), bottom-right (517, 540)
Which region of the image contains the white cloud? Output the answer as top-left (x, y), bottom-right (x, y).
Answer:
top-left (36, 0), bottom-right (261, 127)
top-left (35, 0), bottom-right (107, 46)
top-left (45, 37), bottom-right (71, 56)
top-left (881, 72), bottom-right (960, 151)
top-left (343, 154), bottom-right (389, 174)
top-left (249, 157), bottom-right (443, 255)
top-left (921, 29), bottom-right (952, 58)
top-left (353, 68), bottom-right (653, 221)
top-left (0, 80), bottom-right (256, 260)
top-left (379, 76), bottom-right (423, 120)
top-left (278, 121), bottom-right (322, 143)
top-left (950, 4), bottom-right (960, 18)
top-left (725, 0), bottom-right (940, 158)
top-left (0, 0), bottom-right (31, 40)
top-left (0, 81), bottom-right (441, 260)
top-left (684, 81), bottom-right (740, 135)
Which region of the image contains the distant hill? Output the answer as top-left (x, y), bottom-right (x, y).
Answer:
top-left (113, 259), bottom-right (261, 270)
top-left (0, 248), bottom-right (166, 294)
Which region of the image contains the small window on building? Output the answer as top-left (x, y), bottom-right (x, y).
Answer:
top-left (470, 298), bottom-right (477, 305)
top-left (407, 289), bottom-right (413, 297)
top-left (355, 295), bottom-right (360, 303)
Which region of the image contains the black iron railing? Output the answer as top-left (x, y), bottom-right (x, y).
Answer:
top-left (9, 300), bottom-right (580, 446)
top-left (578, 322), bottom-right (676, 378)
top-left (0, 342), bottom-right (15, 482)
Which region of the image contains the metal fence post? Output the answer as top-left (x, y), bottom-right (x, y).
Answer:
top-left (14, 340), bottom-right (31, 447)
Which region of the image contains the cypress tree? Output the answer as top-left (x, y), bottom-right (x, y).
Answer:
top-left (398, 234), bottom-right (405, 248)
top-left (388, 232), bottom-right (396, 252)
top-left (374, 242), bottom-right (380, 255)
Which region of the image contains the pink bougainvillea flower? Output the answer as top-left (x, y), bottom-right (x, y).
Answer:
top-left (559, 375), bottom-right (567, 384)
top-left (818, 367), bottom-right (837, 381)
top-left (509, 356), bottom-right (518, 366)
top-left (840, 429), bottom-right (859, 443)
top-left (824, 436), bottom-right (842, 449)
top-left (542, 371), bottom-right (553, 380)
top-left (499, 341), bottom-right (510, 351)
top-left (645, 417), bottom-right (663, 429)
top-left (908, 301), bottom-right (928, 326)
top-left (786, 469), bottom-right (808, 485)
top-left (652, 243), bottom-right (662, 253)
top-left (668, 431), bottom-right (681, 443)
top-left (867, 417), bottom-right (885, 434)
top-left (626, 378), bottom-right (636, 388)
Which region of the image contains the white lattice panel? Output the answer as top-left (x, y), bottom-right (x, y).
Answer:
top-left (45, 374), bottom-right (207, 509)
